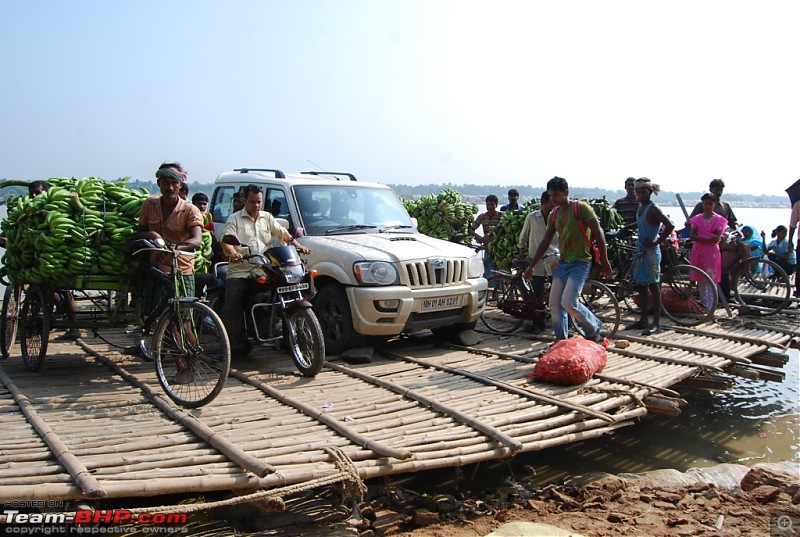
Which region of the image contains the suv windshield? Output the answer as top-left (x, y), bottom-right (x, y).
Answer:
top-left (294, 185), bottom-right (414, 236)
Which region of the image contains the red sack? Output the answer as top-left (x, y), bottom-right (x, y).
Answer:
top-left (528, 337), bottom-right (609, 385)
top-left (633, 288), bottom-right (703, 315)
top-left (660, 288), bottom-right (703, 314)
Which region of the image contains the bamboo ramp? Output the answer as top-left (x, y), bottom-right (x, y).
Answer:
top-left (0, 309), bottom-right (796, 503)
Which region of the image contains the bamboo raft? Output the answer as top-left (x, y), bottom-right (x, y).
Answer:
top-left (0, 308), bottom-right (797, 505)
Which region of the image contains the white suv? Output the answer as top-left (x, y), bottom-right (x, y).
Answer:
top-left (209, 168), bottom-right (487, 355)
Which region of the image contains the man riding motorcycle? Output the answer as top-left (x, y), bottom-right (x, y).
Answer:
top-left (220, 184), bottom-right (311, 355)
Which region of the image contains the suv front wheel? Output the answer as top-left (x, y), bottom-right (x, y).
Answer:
top-left (313, 284), bottom-right (364, 355)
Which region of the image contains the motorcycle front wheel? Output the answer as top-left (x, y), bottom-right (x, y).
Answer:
top-left (286, 308), bottom-right (325, 377)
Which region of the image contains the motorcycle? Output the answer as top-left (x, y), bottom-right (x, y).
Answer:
top-left (210, 237), bottom-right (325, 377)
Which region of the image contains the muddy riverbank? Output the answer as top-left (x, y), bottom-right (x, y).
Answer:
top-left (212, 461), bottom-right (799, 536)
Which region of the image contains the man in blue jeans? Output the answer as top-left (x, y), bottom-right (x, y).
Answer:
top-left (523, 177), bottom-right (613, 341)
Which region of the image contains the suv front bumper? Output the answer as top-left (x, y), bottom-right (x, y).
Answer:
top-left (346, 278), bottom-right (488, 336)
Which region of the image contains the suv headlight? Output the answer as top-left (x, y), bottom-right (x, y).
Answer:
top-left (468, 255), bottom-right (484, 279)
top-left (354, 261), bottom-right (398, 285)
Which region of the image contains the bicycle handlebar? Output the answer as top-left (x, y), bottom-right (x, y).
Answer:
top-left (131, 239), bottom-right (198, 259)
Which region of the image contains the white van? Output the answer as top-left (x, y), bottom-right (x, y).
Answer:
top-left (209, 168), bottom-right (487, 355)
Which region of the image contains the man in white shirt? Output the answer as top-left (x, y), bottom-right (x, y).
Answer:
top-left (220, 184), bottom-right (311, 354)
top-left (516, 191), bottom-right (559, 332)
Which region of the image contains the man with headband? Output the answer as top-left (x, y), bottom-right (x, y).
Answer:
top-left (625, 177), bottom-right (674, 335)
top-left (135, 162), bottom-right (204, 321)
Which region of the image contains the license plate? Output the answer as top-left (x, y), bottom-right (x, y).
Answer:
top-left (277, 283), bottom-right (309, 294)
top-left (421, 295), bottom-right (462, 311)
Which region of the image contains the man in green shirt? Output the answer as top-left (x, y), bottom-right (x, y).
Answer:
top-left (524, 177), bottom-right (612, 341)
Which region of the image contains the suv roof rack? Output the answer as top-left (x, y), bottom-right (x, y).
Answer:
top-left (300, 171), bottom-right (357, 182)
top-left (233, 168), bottom-right (285, 178)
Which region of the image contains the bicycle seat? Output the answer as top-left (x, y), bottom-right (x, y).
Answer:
top-left (512, 258), bottom-right (531, 269)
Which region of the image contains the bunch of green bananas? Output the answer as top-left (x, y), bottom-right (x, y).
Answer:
top-left (586, 196), bottom-right (625, 262)
top-left (402, 188), bottom-right (478, 244)
top-left (487, 197), bottom-right (626, 270)
top-left (487, 200), bottom-right (539, 270)
top-left (194, 230), bottom-right (214, 273)
top-left (589, 196), bottom-right (626, 233)
top-left (0, 177), bottom-right (148, 285)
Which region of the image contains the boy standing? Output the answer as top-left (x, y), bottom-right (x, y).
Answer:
top-left (624, 178), bottom-right (674, 335)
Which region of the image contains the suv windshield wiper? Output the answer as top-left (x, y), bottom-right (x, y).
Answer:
top-left (379, 225), bottom-right (414, 232)
top-left (325, 225), bottom-right (377, 235)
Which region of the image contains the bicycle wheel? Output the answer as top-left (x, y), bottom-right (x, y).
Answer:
top-left (286, 308), bottom-right (325, 377)
top-left (153, 301), bottom-right (231, 408)
top-left (733, 258), bottom-right (791, 316)
top-left (662, 264), bottom-right (717, 326)
top-left (1, 284), bottom-right (22, 359)
top-left (20, 286), bottom-right (51, 372)
top-left (572, 279), bottom-right (620, 338)
top-left (617, 279), bottom-right (641, 314)
top-left (480, 274), bottom-right (525, 334)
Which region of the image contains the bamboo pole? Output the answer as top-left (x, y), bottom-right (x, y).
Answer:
top-left (643, 395), bottom-right (686, 416)
top-left (381, 350), bottom-right (619, 423)
top-left (609, 345), bottom-right (727, 369)
top-left (667, 325), bottom-right (778, 350)
top-left (228, 368), bottom-right (412, 460)
top-left (433, 339), bottom-right (687, 397)
top-left (323, 362), bottom-right (523, 452)
top-left (0, 367), bottom-right (107, 498)
top-left (748, 351), bottom-right (790, 367)
top-left (76, 341), bottom-right (275, 477)
top-left (718, 317), bottom-right (800, 338)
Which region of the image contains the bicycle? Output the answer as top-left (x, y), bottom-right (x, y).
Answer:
top-left (481, 256), bottom-right (621, 338)
top-left (18, 239), bottom-right (231, 408)
top-left (721, 228), bottom-right (791, 315)
top-left (602, 230), bottom-right (720, 327)
top-left (0, 280), bottom-right (23, 359)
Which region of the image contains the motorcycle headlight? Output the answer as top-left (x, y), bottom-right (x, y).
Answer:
top-left (280, 265), bottom-right (305, 284)
top-left (354, 261), bottom-right (398, 285)
top-left (468, 255), bottom-right (484, 279)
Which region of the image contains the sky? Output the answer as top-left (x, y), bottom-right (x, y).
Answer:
top-left (1, 0), bottom-right (798, 197)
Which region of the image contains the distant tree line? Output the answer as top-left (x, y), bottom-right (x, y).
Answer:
top-left (386, 183), bottom-right (791, 208)
top-left (0, 179), bottom-right (792, 209)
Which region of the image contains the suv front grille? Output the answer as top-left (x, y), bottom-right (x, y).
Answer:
top-left (403, 258), bottom-right (467, 288)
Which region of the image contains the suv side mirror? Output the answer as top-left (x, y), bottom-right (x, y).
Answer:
top-left (294, 227), bottom-right (304, 238)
